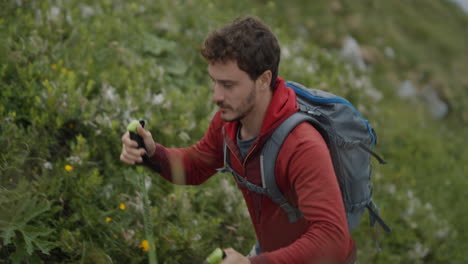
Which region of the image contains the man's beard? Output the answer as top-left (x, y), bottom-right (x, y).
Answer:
top-left (218, 86), bottom-right (256, 123)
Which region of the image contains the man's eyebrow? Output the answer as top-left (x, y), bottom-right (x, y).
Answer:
top-left (208, 74), bottom-right (238, 84)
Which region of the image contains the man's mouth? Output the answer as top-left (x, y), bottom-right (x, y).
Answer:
top-left (217, 104), bottom-right (231, 111)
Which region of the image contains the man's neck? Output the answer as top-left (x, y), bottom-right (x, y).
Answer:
top-left (239, 92), bottom-right (272, 140)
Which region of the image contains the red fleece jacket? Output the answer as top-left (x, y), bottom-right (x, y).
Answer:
top-left (150, 77), bottom-right (354, 263)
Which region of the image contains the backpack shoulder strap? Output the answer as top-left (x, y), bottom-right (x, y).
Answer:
top-left (261, 112), bottom-right (316, 223)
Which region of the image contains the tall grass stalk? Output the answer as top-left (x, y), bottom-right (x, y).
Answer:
top-left (139, 171), bottom-right (158, 264)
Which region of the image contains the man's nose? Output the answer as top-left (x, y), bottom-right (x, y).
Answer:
top-left (212, 84), bottom-right (224, 103)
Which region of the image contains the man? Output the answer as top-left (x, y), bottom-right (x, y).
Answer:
top-left (120, 16), bottom-right (356, 264)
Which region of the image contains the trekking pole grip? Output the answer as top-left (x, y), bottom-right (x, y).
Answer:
top-left (204, 248), bottom-right (226, 264)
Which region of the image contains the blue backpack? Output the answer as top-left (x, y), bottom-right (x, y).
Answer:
top-left (218, 81), bottom-right (391, 233)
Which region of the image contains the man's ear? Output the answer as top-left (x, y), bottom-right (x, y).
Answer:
top-left (259, 70), bottom-right (272, 90)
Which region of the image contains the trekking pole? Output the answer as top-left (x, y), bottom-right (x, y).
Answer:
top-left (127, 120), bottom-right (158, 264)
top-left (203, 248), bottom-right (226, 264)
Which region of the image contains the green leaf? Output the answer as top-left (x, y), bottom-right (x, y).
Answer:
top-left (21, 225), bottom-right (55, 255)
top-left (142, 34), bottom-right (177, 57)
top-left (0, 220), bottom-right (15, 244)
top-left (16, 199), bottom-right (50, 226)
top-left (10, 241), bottom-right (28, 264)
top-left (165, 59), bottom-right (188, 76)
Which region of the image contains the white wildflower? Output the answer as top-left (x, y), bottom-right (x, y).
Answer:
top-left (162, 101), bottom-right (172, 109)
top-left (49, 6), bottom-right (61, 21)
top-left (102, 184), bottom-right (113, 200)
top-left (407, 189), bottom-right (414, 199)
top-left (152, 93), bottom-right (164, 105)
top-left (102, 83), bottom-right (119, 102)
top-left (384, 46), bottom-right (395, 58)
top-left (435, 226), bottom-right (450, 239)
top-left (354, 78), bottom-right (364, 89)
top-left (422, 85), bottom-right (449, 119)
top-left (122, 229), bottom-right (136, 242)
top-left (35, 10), bottom-right (43, 25)
top-left (66, 14), bottom-right (72, 24)
top-left (405, 189), bottom-right (421, 217)
top-left (293, 57), bottom-right (306, 67)
top-left (220, 178), bottom-right (238, 213)
top-left (341, 36), bottom-right (366, 71)
top-left (192, 234), bottom-right (202, 241)
top-left (43, 162), bottom-right (53, 170)
top-left (398, 80), bottom-right (418, 98)
top-left (364, 86), bottom-right (383, 102)
top-left (145, 175), bottom-right (152, 191)
top-left (306, 64), bottom-right (315, 73)
top-left (385, 184), bottom-right (396, 195)
top-left (282, 46), bottom-right (291, 59)
top-left (157, 66), bottom-right (165, 79)
top-left (80, 5), bottom-right (95, 18)
top-left (424, 202), bottom-right (433, 211)
top-left (186, 120), bottom-right (196, 131)
top-left (66, 156), bottom-right (82, 165)
top-left (179, 131), bottom-right (191, 142)
top-left (408, 242), bottom-right (430, 260)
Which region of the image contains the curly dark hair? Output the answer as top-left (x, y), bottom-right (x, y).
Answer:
top-left (201, 16), bottom-right (281, 89)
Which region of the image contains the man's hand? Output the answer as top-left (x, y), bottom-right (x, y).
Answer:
top-left (221, 248), bottom-right (251, 264)
top-left (120, 124), bottom-right (156, 164)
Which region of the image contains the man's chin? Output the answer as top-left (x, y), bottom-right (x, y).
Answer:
top-left (220, 112), bottom-right (241, 123)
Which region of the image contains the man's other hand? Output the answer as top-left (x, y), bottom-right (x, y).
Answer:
top-left (221, 248), bottom-right (251, 264)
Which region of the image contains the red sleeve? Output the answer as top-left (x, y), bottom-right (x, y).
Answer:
top-left (250, 123), bottom-right (353, 264)
top-left (148, 111), bottom-right (225, 185)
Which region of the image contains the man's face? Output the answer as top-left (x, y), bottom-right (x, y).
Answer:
top-left (208, 60), bottom-right (258, 122)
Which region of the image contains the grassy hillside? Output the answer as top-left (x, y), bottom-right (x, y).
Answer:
top-left (1, 0), bottom-right (467, 263)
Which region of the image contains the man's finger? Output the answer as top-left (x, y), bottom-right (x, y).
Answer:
top-left (121, 150), bottom-right (143, 164)
top-left (120, 153), bottom-right (140, 164)
top-left (123, 145), bottom-right (146, 160)
top-left (223, 248), bottom-right (235, 256)
top-left (122, 131), bottom-right (138, 148)
top-left (137, 124), bottom-right (147, 137)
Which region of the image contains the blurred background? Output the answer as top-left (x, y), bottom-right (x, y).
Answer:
top-left (1, 0), bottom-right (467, 263)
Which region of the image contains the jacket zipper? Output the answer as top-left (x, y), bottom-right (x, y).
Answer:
top-left (243, 143), bottom-right (258, 168)
top-left (226, 140), bottom-right (262, 223)
top-left (225, 143), bottom-right (243, 169)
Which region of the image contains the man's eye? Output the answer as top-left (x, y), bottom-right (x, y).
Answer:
top-left (223, 83), bottom-right (233, 89)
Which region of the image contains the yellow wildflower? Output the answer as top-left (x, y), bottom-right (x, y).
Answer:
top-left (139, 240), bottom-right (149, 252)
top-left (65, 165), bottom-right (73, 172)
top-left (61, 68), bottom-right (68, 74)
top-left (106, 217), bottom-right (112, 223)
top-left (113, 234), bottom-right (119, 239)
top-left (119, 203), bottom-right (126, 210)
top-left (51, 64), bottom-right (58, 70)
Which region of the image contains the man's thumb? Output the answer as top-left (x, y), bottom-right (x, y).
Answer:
top-left (136, 124), bottom-right (148, 138)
